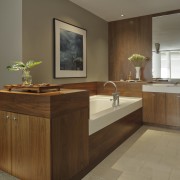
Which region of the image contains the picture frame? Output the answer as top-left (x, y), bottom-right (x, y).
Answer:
top-left (53, 18), bottom-right (87, 78)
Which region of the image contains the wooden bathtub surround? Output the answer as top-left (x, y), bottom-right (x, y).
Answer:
top-left (89, 108), bottom-right (142, 164)
top-left (0, 89), bottom-right (89, 180)
top-left (72, 108), bottom-right (143, 180)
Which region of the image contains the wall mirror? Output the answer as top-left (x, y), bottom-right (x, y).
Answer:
top-left (152, 13), bottom-right (180, 81)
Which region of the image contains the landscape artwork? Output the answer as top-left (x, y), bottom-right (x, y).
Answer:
top-left (60, 29), bottom-right (83, 71)
top-left (54, 18), bottom-right (87, 78)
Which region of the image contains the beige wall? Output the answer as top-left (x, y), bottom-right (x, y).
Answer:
top-left (22, 0), bottom-right (108, 84)
top-left (0, 0), bottom-right (22, 88)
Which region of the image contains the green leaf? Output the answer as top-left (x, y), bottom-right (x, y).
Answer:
top-left (6, 60), bottom-right (42, 71)
top-left (25, 60), bottom-right (42, 69)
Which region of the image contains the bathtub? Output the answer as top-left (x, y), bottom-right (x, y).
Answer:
top-left (89, 95), bottom-right (142, 135)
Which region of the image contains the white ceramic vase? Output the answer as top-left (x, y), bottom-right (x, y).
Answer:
top-left (135, 66), bottom-right (141, 80)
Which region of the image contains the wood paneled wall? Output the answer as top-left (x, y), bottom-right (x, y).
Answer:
top-left (97, 81), bottom-right (146, 97)
top-left (108, 15), bottom-right (152, 81)
top-left (62, 81), bottom-right (145, 97)
top-left (62, 82), bottom-right (97, 96)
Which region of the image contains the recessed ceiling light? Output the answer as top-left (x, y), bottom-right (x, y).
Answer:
top-left (121, 14), bottom-right (124, 17)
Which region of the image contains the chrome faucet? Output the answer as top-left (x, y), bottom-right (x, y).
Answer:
top-left (104, 81), bottom-right (119, 107)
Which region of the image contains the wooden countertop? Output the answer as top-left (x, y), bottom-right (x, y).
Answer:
top-left (0, 88), bottom-right (87, 96)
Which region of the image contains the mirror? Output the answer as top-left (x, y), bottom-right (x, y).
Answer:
top-left (152, 13), bottom-right (180, 80)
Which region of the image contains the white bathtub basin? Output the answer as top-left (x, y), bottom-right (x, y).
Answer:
top-left (89, 95), bottom-right (142, 135)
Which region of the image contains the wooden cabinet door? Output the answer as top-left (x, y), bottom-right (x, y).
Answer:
top-left (154, 93), bottom-right (166, 125)
top-left (166, 93), bottom-right (180, 126)
top-left (11, 112), bottom-right (30, 179)
top-left (28, 115), bottom-right (51, 180)
top-left (143, 92), bottom-right (166, 124)
top-left (11, 113), bottom-right (50, 180)
top-left (0, 111), bottom-right (11, 174)
top-left (143, 92), bottom-right (155, 123)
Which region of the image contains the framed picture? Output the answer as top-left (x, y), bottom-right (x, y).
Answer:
top-left (53, 18), bottom-right (87, 78)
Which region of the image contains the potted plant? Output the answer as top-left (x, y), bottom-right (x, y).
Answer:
top-left (7, 60), bottom-right (42, 85)
top-left (128, 54), bottom-right (146, 80)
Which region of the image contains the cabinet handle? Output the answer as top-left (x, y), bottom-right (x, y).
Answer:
top-left (13, 117), bottom-right (17, 121)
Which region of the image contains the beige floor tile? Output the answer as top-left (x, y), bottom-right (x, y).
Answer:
top-left (141, 162), bottom-right (172, 180)
top-left (82, 174), bottom-right (105, 180)
top-left (113, 156), bottom-right (144, 173)
top-left (0, 171), bottom-right (19, 180)
top-left (117, 171), bottom-right (150, 180)
top-left (169, 168), bottom-right (180, 180)
top-left (89, 164), bottom-right (122, 180)
top-left (82, 126), bottom-right (180, 180)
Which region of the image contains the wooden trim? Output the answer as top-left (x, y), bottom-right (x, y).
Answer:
top-left (62, 82), bottom-right (97, 96)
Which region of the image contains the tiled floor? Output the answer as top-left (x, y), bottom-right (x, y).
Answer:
top-left (82, 125), bottom-right (180, 180)
top-left (0, 171), bottom-right (19, 180)
top-left (1, 125), bottom-right (180, 180)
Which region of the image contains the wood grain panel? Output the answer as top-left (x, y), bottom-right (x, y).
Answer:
top-left (10, 113), bottom-right (50, 180)
top-left (154, 93), bottom-right (166, 125)
top-left (11, 113), bottom-right (30, 179)
top-left (28, 116), bottom-right (51, 180)
top-left (166, 93), bottom-right (180, 126)
top-left (62, 82), bottom-right (97, 95)
top-left (89, 108), bottom-right (142, 164)
top-left (143, 92), bottom-right (155, 123)
top-left (0, 89), bottom-right (88, 118)
top-left (97, 81), bottom-right (146, 97)
top-left (51, 108), bottom-right (89, 180)
top-left (51, 91), bottom-right (89, 118)
top-left (108, 15), bottom-right (152, 81)
top-left (0, 92), bottom-right (50, 118)
top-left (0, 111), bottom-right (11, 174)
top-left (143, 92), bottom-right (166, 124)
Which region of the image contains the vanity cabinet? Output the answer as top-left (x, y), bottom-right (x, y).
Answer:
top-left (143, 92), bottom-right (166, 124)
top-left (0, 90), bottom-right (89, 180)
top-left (143, 92), bottom-right (180, 127)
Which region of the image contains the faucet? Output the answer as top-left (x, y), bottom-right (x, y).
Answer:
top-left (104, 81), bottom-right (119, 107)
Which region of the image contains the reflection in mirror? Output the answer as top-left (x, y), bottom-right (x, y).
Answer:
top-left (152, 13), bottom-right (180, 81)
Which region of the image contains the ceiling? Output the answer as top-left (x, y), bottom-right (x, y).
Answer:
top-left (69, 0), bottom-right (180, 21)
